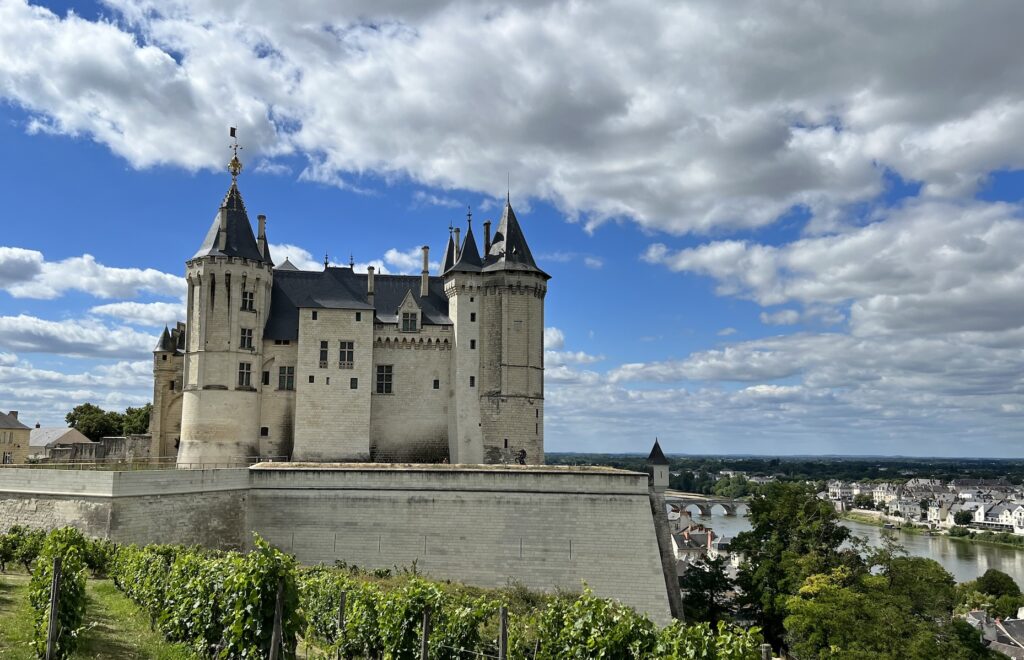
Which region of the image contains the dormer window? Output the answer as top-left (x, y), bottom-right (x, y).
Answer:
top-left (402, 312), bottom-right (418, 332)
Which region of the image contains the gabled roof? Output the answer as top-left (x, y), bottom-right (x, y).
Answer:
top-left (449, 223), bottom-right (482, 273)
top-left (264, 267), bottom-right (452, 340)
top-left (647, 439), bottom-right (669, 465)
top-left (276, 257), bottom-right (300, 271)
top-left (192, 181), bottom-right (267, 263)
top-left (30, 427), bottom-right (93, 448)
top-left (0, 411), bottom-right (29, 430)
top-left (483, 200), bottom-right (549, 278)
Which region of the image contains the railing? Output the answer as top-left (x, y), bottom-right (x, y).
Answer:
top-left (0, 455), bottom-right (289, 470)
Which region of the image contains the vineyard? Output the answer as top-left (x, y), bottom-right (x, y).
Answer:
top-left (0, 526), bottom-right (763, 659)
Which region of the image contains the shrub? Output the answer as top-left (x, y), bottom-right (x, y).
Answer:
top-left (28, 528), bottom-right (89, 659)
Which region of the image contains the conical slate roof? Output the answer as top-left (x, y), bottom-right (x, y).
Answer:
top-left (449, 223), bottom-right (482, 273)
top-left (193, 181), bottom-right (267, 263)
top-left (154, 326), bottom-right (175, 352)
top-left (440, 231), bottom-right (457, 274)
top-left (647, 439), bottom-right (669, 465)
top-left (483, 200), bottom-right (548, 278)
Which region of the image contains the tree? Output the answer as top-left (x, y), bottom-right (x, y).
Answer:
top-left (853, 493), bottom-right (874, 509)
top-left (682, 555), bottom-right (733, 624)
top-left (731, 482), bottom-right (861, 645)
top-left (976, 569), bottom-right (1021, 598)
top-left (65, 403), bottom-right (124, 441)
top-left (122, 403), bottom-right (152, 435)
top-left (954, 510), bottom-right (974, 526)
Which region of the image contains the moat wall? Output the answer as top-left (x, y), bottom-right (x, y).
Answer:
top-left (0, 464), bottom-right (671, 623)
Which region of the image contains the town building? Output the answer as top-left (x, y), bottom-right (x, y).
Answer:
top-left (151, 153), bottom-right (549, 466)
top-left (28, 427), bottom-right (94, 461)
top-left (0, 411), bottom-right (30, 465)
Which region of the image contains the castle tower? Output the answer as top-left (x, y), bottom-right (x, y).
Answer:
top-left (177, 150), bottom-right (274, 466)
top-left (646, 439), bottom-right (669, 492)
top-left (444, 212), bottom-right (485, 463)
top-left (150, 324), bottom-right (185, 458)
top-left (479, 199), bottom-right (549, 464)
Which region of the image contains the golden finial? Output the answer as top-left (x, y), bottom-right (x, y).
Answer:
top-left (228, 127), bottom-right (243, 180)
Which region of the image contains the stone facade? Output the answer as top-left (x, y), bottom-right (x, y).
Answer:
top-left (0, 411), bottom-right (30, 465)
top-left (153, 167), bottom-right (549, 466)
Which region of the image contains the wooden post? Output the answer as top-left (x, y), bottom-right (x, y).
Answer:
top-left (45, 556), bottom-right (62, 660)
top-left (420, 606), bottom-right (431, 660)
top-left (269, 578), bottom-right (284, 660)
top-left (761, 642), bottom-right (772, 660)
top-left (335, 591), bottom-right (346, 660)
top-left (498, 606), bottom-right (508, 660)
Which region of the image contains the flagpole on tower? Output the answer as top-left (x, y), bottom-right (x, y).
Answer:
top-left (228, 127), bottom-right (243, 180)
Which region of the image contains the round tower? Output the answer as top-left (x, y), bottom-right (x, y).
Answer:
top-left (177, 150), bottom-right (275, 466)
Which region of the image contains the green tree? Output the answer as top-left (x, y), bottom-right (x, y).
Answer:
top-left (65, 403), bottom-right (124, 441)
top-left (954, 510), bottom-right (974, 526)
top-left (122, 403), bottom-right (152, 435)
top-left (713, 476), bottom-right (751, 499)
top-left (852, 493), bottom-right (874, 509)
top-left (682, 555), bottom-right (733, 624)
top-left (731, 482), bottom-right (861, 645)
top-left (976, 569), bottom-right (1021, 598)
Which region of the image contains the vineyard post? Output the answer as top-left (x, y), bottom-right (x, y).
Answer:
top-left (335, 591), bottom-right (346, 660)
top-left (269, 577), bottom-right (284, 660)
top-left (45, 555), bottom-right (62, 660)
top-left (498, 606), bottom-right (508, 660)
top-left (420, 606), bottom-right (432, 660)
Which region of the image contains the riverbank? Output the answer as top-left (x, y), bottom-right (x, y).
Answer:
top-left (840, 509), bottom-right (928, 535)
top-left (947, 530), bottom-right (1024, 552)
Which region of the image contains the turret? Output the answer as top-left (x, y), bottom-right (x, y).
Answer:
top-left (177, 143), bottom-right (274, 466)
top-left (646, 439), bottom-right (670, 492)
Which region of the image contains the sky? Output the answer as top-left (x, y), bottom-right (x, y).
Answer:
top-left (0, 0), bottom-right (1022, 457)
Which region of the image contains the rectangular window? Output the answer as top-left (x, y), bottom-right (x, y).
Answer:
top-left (326, 377), bottom-right (330, 385)
top-left (470, 339), bottom-right (476, 349)
top-left (355, 312), bottom-right (362, 322)
top-left (237, 362), bottom-right (252, 388)
top-left (2, 452), bottom-right (11, 465)
top-left (312, 311), bottom-right (318, 320)
top-left (350, 377), bottom-right (358, 390)
top-left (240, 328), bottom-right (253, 349)
top-left (278, 366), bottom-right (295, 390)
top-left (402, 312), bottom-right (418, 332)
top-left (262, 371), bottom-right (270, 386)
top-left (309, 375), bottom-right (315, 383)
top-left (469, 376), bottom-right (475, 387)
top-left (260, 427), bottom-right (269, 437)
top-left (376, 365), bottom-right (393, 394)
top-left (168, 381), bottom-right (175, 391)
top-left (470, 312), bottom-right (476, 322)
top-left (241, 290), bottom-right (255, 311)
top-left (274, 339), bottom-right (291, 346)
top-left (319, 341), bottom-right (328, 367)
top-left (433, 379), bottom-right (440, 389)
top-left (339, 341), bottom-right (354, 368)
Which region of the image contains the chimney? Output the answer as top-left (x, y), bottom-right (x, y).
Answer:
top-left (484, 220), bottom-right (492, 254)
top-left (35, 422), bottom-right (40, 428)
top-left (257, 214), bottom-right (266, 239)
top-left (367, 266), bottom-right (375, 307)
top-left (8, 410), bottom-right (17, 420)
top-left (420, 246), bottom-right (430, 297)
top-left (454, 227), bottom-right (461, 258)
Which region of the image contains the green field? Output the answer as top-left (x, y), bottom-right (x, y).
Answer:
top-left (0, 572), bottom-right (195, 660)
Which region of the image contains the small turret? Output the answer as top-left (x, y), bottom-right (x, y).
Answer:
top-left (646, 439), bottom-right (670, 492)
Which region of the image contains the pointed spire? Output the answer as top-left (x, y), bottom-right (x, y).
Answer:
top-left (440, 224), bottom-right (457, 274)
top-left (647, 438), bottom-right (669, 466)
top-left (155, 326), bottom-right (175, 352)
top-left (482, 197), bottom-right (548, 278)
top-left (449, 212), bottom-right (482, 273)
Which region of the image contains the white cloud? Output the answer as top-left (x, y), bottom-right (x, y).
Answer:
top-left (269, 243), bottom-right (322, 271)
top-left (717, 327), bottom-right (737, 336)
top-left (760, 310), bottom-right (800, 326)
top-left (412, 191), bottom-right (461, 208)
top-left (0, 314), bottom-right (157, 359)
top-left (583, 257), bottom-right (604, 269)
top-left (8, 1), bottom-right (1024, 234)
top-left (253, 159), bottom-right (292, 176)
top-left (90, 301), bottom-right (186, 327)
top-left (544, 327), bottom-right (565, 350)
top-left (0, 247), bottom-right (185, 300)
top-left (383, 247), bottom-right (440, 274)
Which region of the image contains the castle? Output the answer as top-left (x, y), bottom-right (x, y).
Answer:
top-left (151, 153), bottom-right (549, 466)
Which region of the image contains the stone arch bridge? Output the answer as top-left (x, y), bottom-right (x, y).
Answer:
top-left (665, 491), bottom-right (748, 517)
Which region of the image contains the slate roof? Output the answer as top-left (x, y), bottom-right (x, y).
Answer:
top-left (449, 223), bottom-right (483, 273)
top-left (264, 266), bottom-right (452, 340)
top-left (193, 182), bottom-right (269, 263)
top-left (277, 257), bottom-right (299, 271)
top-left (0, 411), bottom-right (29, 430)
top-left (29, 427), bottom-right (93, 448)
top-left (440, 232), bottom-right (457, 274)
top-left (647, 439), bottom-right (669, 465)
top-left (483, 200), bottom-right (549, 278)
top-left (155, 326), bottom-right (175, 352)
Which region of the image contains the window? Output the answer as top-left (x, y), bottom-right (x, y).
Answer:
top-left (274, 339), bottom-right (291, 346)
top-left (402, 312), bottom-right (418, 332)
top-left (326, 377), bottom-right (330, 385)
top-left (504, 439), bottom-right (508, 448)
top-left (309, 375), bottom-right (315, 383)
top-left (536, 409), bottom-right (539, 418)
top-left (339, 341), bottom-right (354, 368)
top-left (168, 381), bottom-right (175, 391)
top-left (469, 376), bottom-right (475, 387)
top-left (470, 312), bottom-right (476, 322)
top-left (262, 371), bottom-right (270, 385)
top-left (350, 377), bottom-right (358, 390)
top-left (312, 311), bottom-right (318, 320)
top-left (241, 290), bottom-right (255, 311)
top-left (536, 423), bottom-right (539, 434)
top-left (161, 355), bottom-right (167, 361)
top-left (470, 339), bottom-right (476, 349)
top-left (376, 365), bottom-right (393, 394)
top-left (433, 379), bottom-right (440, 389)
top-left (356, 312), bottom-right (362, 322)
top-left (260, 427), bottom-right (269, 437)
top-left (279, 366), bottom-right (295, 390)
top-left (2, 452), bottom-right (11, 465)
top-left (240, 328), bottom-right (253, 349)
top-left (470, 297), bottom-right (474, 302)
top-left (319, 341), bottom-right (328, 367)
top-left (237, 362), bottom-right (252, 387)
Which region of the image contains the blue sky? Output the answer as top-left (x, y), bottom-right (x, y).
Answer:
top-left (1, 0), bottom-right (1022, 456)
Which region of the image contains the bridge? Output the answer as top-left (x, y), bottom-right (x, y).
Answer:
top-left (665, 490), bottom-right (748, 516)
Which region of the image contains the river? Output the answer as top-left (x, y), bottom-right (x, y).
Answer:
top-left (690, 511), bottom-right (1024, 584)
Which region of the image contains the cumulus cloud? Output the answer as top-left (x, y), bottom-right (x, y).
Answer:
top-left (8, 1), bottom-right (1024, 234)
top-left (412, 191), bottom-right (462, 209)
top-left (544, 327), bottom-right (565, 350)
top-left (760, 310), bottom-right (800, 326)
top-left (0, 247), bottom-right (185, 300)
top-left (90, 301), bottom-right (186, 327)
top-left (717, 327), bottom-right (737, 336)
top-left (383, 247), bottom-right (440, 274)
top-left (0, 314), bottom-right (157, 359)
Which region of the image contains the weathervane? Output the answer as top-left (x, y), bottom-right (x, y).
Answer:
top-left (228, 127), bottom-right (243, 180)
top-left (466, 205), bottom-right (472, 226)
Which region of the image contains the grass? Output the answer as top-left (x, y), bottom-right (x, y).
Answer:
top-left (0, 571), bottom-right (196, 659)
